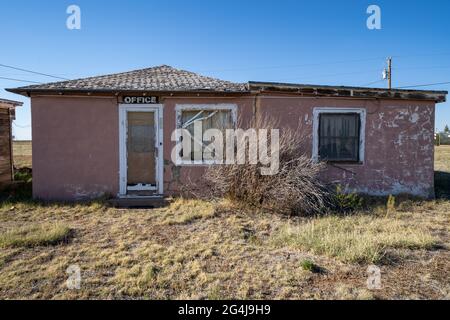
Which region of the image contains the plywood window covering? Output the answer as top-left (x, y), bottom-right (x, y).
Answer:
top-left (318, 113), bottom-right (360, 162)
top-left (181, 110), bottom-right (233, 161)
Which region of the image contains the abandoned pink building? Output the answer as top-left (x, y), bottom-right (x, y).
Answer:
top-left (7, 65), bottom-right (447, 201)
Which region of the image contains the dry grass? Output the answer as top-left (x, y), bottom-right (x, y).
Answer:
top-left (13, 141), bottom-right (32, 169)
top-left (0, 223), bottom-right (71, 248)
top-left (0, 147), bottom-right (448, 299)
top-left (161, 198), bottom-right (216, 225)
top-left (0, 198), bottom-right (448, 300)
top-left (435, 145), bottom-right (450, 172)
top-left (271, 213), bottom-right (437, 264)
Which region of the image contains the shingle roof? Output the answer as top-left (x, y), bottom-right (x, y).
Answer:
top-left (8, 65), bottom-right (247, 93)
top-left (6, 65), bottom-right (447, 103)
top-left (0, 98), bottom-right (23, 106)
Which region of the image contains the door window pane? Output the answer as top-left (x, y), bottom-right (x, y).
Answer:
top-left (127, 112), bottom-right (156, 185)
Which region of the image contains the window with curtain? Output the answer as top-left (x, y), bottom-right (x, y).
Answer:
top-left (180, 109), bottom-right (233, 162)
top-left (318, 113), bottom-right (360, 162)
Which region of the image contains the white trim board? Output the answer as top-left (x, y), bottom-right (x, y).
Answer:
top-left (312, 107), bottom-right (366, 163)
top-left (118, 104), bottom-right (164, 197)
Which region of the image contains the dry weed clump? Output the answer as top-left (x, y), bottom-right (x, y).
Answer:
top-left (205, 116), bottom-right (328, 215)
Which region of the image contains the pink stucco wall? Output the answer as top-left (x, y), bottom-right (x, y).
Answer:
top-left (32, 96), bottom-right (119, 200)
top-left (30, 94), bottom-right (436, 200)
top-left (257, 96), bottom-right (435, 197)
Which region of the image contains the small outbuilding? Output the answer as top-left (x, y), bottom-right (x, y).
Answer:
top-left (0, 98), bottom-right (22, 189)
top-left (6, 65), bottom-right (448, 201)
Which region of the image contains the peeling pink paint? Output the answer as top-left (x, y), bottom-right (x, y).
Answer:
top-left (30, 95), bottom-right (437, 200)
top-left (256, 97), bottom-right (435, 197)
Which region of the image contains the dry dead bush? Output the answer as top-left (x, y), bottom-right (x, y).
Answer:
top-left (204, 116), bottom-right (328, 215)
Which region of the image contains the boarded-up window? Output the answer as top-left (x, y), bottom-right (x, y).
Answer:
top-left (181, 110), bottom-right (233, 161)
top-left (319, 113), bottom-right (360, 162)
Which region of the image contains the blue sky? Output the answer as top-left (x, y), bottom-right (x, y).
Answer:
top-left (1, 0), bottom-right (449, 140)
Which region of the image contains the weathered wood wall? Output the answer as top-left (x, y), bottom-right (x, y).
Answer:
top-left (0, 107), bottom-right (13, 187)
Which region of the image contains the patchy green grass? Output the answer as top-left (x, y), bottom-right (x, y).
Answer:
top-left (0, 223), bottom-right (72, 248)
top-left (299, 259), bottom-right (323, 274)
top-left (14, 169), bottom-right (32, 183)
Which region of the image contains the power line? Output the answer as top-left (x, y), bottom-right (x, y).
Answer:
top-left (266, 69), bottom-right (382, 83)
top-left (361, 79), bottom-right (385, 87)
top-left (0, 63), bottom-right (69, 80)
top-left (195, 57), bottom-right (387, 73)
top-left (394, 81), bottom-right (450, 89)
top-left (195, 53), bottom-right (450, 74)
top-left (393, 65), bottom-right (450, 71)
top-left (0, 76), bottom-right (41, 84)
top-left (13, 122), bottom-right (31, 128)
top-left (391, 52), bottom-right (450, 59)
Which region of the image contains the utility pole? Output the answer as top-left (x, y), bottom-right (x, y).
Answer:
top-left (387, 57), bottom-right (392, 89)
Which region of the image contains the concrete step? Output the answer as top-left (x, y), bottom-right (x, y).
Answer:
top-left (108, 197), bottom-right (169, 209)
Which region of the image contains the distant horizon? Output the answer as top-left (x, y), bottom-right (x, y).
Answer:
top-left (1, 0), bottom-right (449, 139)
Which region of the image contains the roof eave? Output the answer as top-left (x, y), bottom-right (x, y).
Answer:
top-left (249, 82), bottom-right (447, 103)
top-left (5, 88), bottom-right (251, 97)
top-left (6, 83), bottom-right (447, 103)
top-left (0, 97), bottom-right (23, 107)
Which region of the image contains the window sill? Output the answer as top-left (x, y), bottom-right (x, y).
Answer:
top-left (175, 160), bottom-right (224, 166)
top-left (326, 161), bottom-right (364, 166)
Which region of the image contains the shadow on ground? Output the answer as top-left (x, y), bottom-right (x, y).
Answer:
top-left (0, 182), bottom-right (32, 204)
top-left (0, 168), bottom-right (33, 204)
top-left (435, 171), bottom-right (450, 199)
top-left (2, 170), bottom-right (450, 206)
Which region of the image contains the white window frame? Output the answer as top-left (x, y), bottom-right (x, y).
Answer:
top-left (175, 104), bottom-right (237, 166)
top-left (312, 107), bottom-right (366, 163)
top-left (119, 104), bottom-right (164, 197)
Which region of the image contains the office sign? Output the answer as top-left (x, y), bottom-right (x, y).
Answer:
top-left (123, 96), bottom-right (158, 104)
